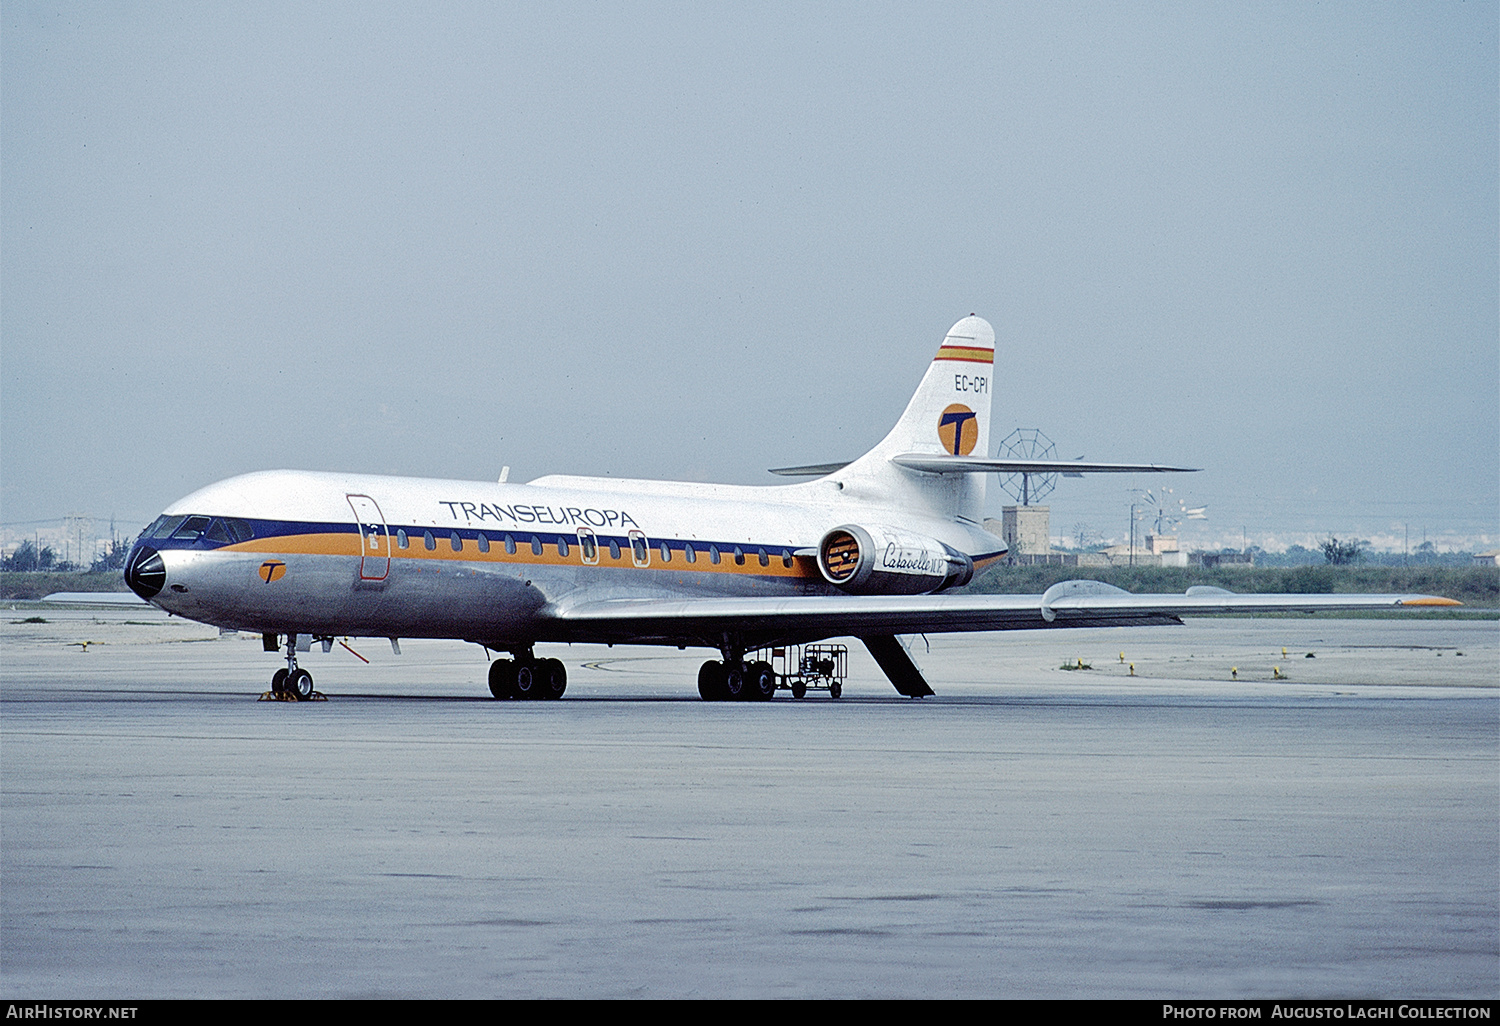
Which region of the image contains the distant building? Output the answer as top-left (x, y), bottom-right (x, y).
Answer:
top-left (1473, 550), bottom-right (1500, 567)
top-left (997, 506), bottom-right (1051, 559)
top-left (1098, 535), bottom-right (1186, 566)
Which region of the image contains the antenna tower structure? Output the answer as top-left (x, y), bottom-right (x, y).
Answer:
top-left (996, 428), bottom-right (1058, 506)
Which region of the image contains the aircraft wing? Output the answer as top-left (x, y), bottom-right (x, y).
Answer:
top-left (767, 461), bottom-right (852, 477)
top-left (540, 582), bottom-right (1458, 649)
top-left (41, 591), bottom-right (149, 605)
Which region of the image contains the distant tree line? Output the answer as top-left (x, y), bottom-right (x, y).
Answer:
top-left (2, 538), bottom-right (129, 573)
top-left (1320, 536), bottom-right (1364, 565)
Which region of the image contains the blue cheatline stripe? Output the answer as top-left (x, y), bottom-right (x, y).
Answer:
top-left (144, 513), bottom-right (1007, 573)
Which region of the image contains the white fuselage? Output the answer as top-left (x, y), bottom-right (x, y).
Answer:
top-left (131, 467), bottom-right (1005, 648)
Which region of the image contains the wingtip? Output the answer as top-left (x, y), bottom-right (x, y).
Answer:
top-left (1398, 596), bottom-right (1463, 607)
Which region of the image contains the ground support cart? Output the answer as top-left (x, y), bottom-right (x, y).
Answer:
top-left (749, 643), bottom-right (848, 699)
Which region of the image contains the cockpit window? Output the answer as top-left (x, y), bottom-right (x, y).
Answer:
top-left (205, 520), bottom-right (234, 545)
top-left (227, 519), bottom-right (254, 542)
top-left (152, 515), bottom-right (187, 539)
top-left (171, 516), bottom-right (212, 541)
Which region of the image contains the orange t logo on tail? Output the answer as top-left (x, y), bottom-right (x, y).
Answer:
top-left (937, 404), bottom-right (978, 456)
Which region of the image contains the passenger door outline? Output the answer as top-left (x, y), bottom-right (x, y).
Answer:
top-left (346, 494), bottom-right (391, 581)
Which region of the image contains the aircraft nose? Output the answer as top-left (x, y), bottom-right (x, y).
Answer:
top-left (124, 544), bottom-right (166, 600)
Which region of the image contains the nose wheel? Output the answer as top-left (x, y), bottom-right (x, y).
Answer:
top-left (286, 668), bottom-right (315, 700)
top-left (262, 634), bottom-right (323, 701)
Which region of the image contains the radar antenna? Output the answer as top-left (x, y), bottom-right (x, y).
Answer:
top-left (996, 428), bottom-right (1057, 506)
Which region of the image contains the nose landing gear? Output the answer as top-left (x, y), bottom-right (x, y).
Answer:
top-left (261, 634), bottom-right (325, 702)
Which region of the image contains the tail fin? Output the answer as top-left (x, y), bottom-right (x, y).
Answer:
top-left (837, 315), bottom-right (996, 519)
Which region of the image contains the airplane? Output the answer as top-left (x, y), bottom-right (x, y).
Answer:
top-left (121, 315), bottom-right (1458, 701)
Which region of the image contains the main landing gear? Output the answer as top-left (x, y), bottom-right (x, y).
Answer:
top-left (699, 632), bottom-right (777, 702)
top-left (697, 659), bottom-right (778, 701)
top-left (488, 649), bottom-right (567, 700)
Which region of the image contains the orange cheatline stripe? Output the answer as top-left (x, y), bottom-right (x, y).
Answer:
top-left (225, 533), bottom-right (821, 578)
top-left (970, 553), bottom-right (1008, 572)
top-left (935, 346), bottom-right (994, 363)
top-left (232, 534), bottom-right (361, 557)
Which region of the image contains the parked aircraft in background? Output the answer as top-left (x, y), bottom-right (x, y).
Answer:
top-left (123, 315), bottom-right (1457, 700)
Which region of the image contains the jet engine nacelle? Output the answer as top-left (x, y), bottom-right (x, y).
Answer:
top-left (816, 524), bottom-right (974, 595)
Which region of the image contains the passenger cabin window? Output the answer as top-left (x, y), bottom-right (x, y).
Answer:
top-left (477, 534), bottom-right (490, 554)
top-left (504, 534), bottom-right (516, 555)
top-left (608, 539), bottom-right (621, 561)
top-left (556, 536), bottom-right (569, 558)
top-left (577, 529), bottom-right (598, 564)
top-left (684, 543), bottom-right (696, 564)
top-left (781, 549), bottom-right (793, 568)
top-left (397, 529), bottom-right (409, 549)
top-left (660, 541), bottom-right (671, 563)
top-left (757, 547), bottom-right (768, 567)
top-left (450, 532), bottom-right (463, 552)
top-left (709, 545), bottom-right (721, 565)
top-left (630, 532), bottom-right (649, 567)
top-left (733, 546), bottom-right (745, 566)
top-left (531, 536), bottom-right (543, 556)
top-left (423, 531), bottom-right (436, 551)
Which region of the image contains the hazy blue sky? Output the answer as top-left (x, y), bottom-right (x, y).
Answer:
top-left (3, 2), bottom-right (1496, 554)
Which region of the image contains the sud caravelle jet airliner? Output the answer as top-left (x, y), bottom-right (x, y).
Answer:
top-left (123, 315), bottom-right (1457, 701)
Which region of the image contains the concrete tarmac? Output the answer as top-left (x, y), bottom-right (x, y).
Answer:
top-left (2, 607), bottom-right (1496, 998)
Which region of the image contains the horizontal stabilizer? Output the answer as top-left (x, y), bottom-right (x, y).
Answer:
top-left (890, 455), bottom-right (1200, 475)
top-left (770, 456), bottom-right (1197, 478)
